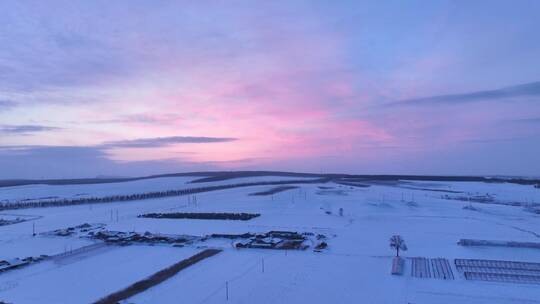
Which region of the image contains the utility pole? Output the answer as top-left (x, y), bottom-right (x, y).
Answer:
top-left (262, 257), bottom-right (265, 273)
top-left (32, 222), bottom-right (36, 236)
top-left (225, 281), bottom-right (229, 300)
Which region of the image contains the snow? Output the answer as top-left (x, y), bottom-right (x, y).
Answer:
top-left (0, 177), bottom-right (539, 303)
top-left (0, 175), bottom-right (319, 203)
top-left (0, 245), bottom-right (200, 304)
top-left (0, 176), bottom-right (199, 203)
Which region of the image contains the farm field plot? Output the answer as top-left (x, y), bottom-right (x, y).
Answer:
top-left (129, 250), bottom-right (405, 304)
top-left (0, 245), bottom-right (200, 304)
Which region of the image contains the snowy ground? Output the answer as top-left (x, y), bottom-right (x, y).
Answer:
top-left (0, 175), bottom-right (539, 303)
top-left (0, 175), bottom-right (318, 203)
top-left (0, 245), bottom-right (200, 303)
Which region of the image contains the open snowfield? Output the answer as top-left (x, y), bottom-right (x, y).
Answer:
top-left (0, 175), bottom-right (319, 203)
top-left (0, 245), bottom-right (200, 303)
top-left (0, 175), bottom-right (539, 303)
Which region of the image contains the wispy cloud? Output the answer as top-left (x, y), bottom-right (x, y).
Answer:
top-left (460, 136), bottom-right (531, 144)
top-left (101, 136), bottom-right (237, 148)
top-left (0, 145), bottom-right (216, 179)
top-left (387, 81), bottom-right (540, 107)
top-left (0, 135), bottom-right (236, 151)
top-left (92, 113), bottom-right (183, 125)
top-left (1, 1), bottom-right (539, 177)
top-left (0, 124), bottom-right (61, 134)
top-left (508, 117), bottom-right (540, 124)
top-left (0, 100), bottom-right (16, 111)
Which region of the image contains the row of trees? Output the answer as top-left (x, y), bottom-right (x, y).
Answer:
top-left (0, 178), bottom-right (329, 211)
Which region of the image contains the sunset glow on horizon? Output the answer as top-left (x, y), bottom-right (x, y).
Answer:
top-left (0, 1), bottom-right (539, 178)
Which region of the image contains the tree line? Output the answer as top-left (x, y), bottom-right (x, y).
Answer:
top-left (0, 178), bottom-right (330, 211)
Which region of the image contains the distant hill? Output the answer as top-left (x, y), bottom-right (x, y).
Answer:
top-left (0, 171), bottom-right (538, 188)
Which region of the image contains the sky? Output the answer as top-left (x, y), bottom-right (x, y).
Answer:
top-left (0, 0), bottom-right (539, 179)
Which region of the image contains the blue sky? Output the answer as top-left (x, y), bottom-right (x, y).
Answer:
top-left (0, 0), bottom-right (539, 178)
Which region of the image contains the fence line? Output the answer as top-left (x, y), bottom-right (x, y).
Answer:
top-left (198, 252), bottom-right (278, 303)
top-left (50, 242), bottom-right (108, 260)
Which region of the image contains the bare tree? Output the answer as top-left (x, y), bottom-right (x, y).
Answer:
top-left (389, 235), bottom-right (407, 257)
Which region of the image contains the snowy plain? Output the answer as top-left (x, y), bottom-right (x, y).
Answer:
top-left (0, 175), bottom-right (318, 203)
top-left (0, 175), bottom-right (539, 303)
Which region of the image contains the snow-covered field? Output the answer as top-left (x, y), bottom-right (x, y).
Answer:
top-left (0, 245), bottom-right (200, 303)
top-left (0, 175), bottom-right (318, 203)
top-left (0, 175), bottom-right (539, 303)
